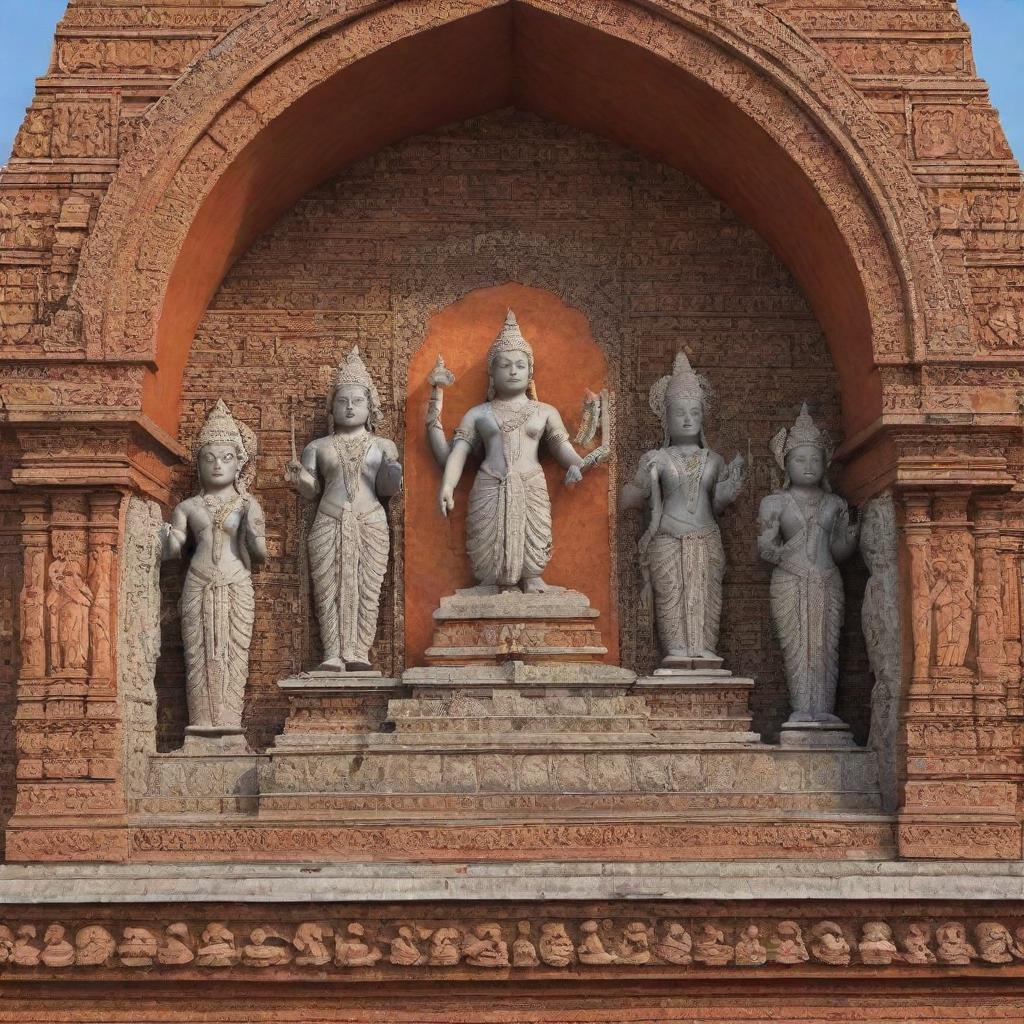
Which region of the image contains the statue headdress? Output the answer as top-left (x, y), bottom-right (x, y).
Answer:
top-left (194, 399), bottom-right (257, 493)
top-left (649, 352), bottom-right (713, 447)
top-left (487, 309), bottom-right (537, 400)
top-left (329, 346), bottom-right (382, 431)
top-left (769, 402), bottom-right (833, 486)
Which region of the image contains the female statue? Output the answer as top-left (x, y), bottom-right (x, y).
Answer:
top-left (434, 310), bottom-right (592, 593)
top-left (757, 403), bottom-right (858, 727)
top-left (161, 400), bottom-right (267, 740)
top-left (286, 348), bottom-right (402, 671)
top-left (621, 353), bottom-right (744, 666)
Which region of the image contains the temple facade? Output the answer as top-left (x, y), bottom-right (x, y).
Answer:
top-left (0, 1), bottom-right (1023, 1021)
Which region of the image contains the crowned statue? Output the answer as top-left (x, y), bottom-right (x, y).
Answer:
top-left (758, 403), bottom-right (859, 731)
top-left (161, 399), bottom-right (267, 741)
top-left (429, 310), bottom-right (598, 593)
top-left (621, 353), bottom-right (744, 667)
top-left (286, 348), bottom-right (402, 671)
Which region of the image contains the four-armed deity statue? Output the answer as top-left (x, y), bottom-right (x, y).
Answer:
top-left (622, 353), bottom-right (745, 668)
top-left (429, 309), bottom-right (595, 594)
top-left (758, 403), bottom-right (859, 739)
top-left (161, 399), bottom-right (267, 744)
top-left (286, 348), bottom-right (403, 671)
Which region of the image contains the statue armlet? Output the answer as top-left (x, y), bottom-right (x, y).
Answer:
top-left (453, 425), bottom-right (477, 447)
top-left (545, 427), bottom-right (570, 446)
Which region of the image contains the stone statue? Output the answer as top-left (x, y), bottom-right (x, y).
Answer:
top-left (538, 923), bottom-right (574, 967)
top-left (432, 309), bottom-right (595, 593)
top-left (734, 925), bottom-right (767, 966)
top-left (758, 404), bottom-right (858, 730)
top-left (161, 400), bottom-right (267, 743)
top-left (621, 353), bottom-right (744, 666)
top-left (74, 926), bottom-right (116, 967)
top-left (858, 922), bottom-right (898, 965)
top-left (808, 921), bottom-right (850, 966)
top-left (286, 348), bottom-right (402, 670)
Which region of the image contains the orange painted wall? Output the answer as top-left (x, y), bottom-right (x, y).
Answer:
top-left (405, 284), bottom-right (616, 668)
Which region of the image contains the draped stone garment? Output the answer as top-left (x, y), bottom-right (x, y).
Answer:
top-left (308, 502), bottom-right (389, 664)
top-left (647, 524), bottom-right (724, 657)
top-left (770, 525), bottom-right (844, 719)
top-left (466, 466), bottom-right (552, 586)
top-left (180, 563), bottom-right (254, 731)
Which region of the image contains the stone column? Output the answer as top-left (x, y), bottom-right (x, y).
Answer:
top-left (897, 489), bottom-right (1021, 860)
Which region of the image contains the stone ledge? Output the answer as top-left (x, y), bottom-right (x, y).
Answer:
top-left (0, 859), bottom-right (1022, 904)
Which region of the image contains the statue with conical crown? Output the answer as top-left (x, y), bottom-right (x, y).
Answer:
top-left (285, 348), bottom-right (403, 671)
top-left (758, 403), bottom-right (859, 732)
top-left (161, 399), bottom-right (267, 741)
top-left (428, 309), bottom-right (598, 593)
top-left (621, 352), bottom-right (745, 667)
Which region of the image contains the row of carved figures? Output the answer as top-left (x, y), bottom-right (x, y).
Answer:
top-left (159, 312), bottom-right (876, 740)
top-left (1, 917), bottom-right (1020, 970)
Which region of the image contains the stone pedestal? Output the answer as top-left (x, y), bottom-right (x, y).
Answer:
top-left (425, 586), bottom-right (607, 664)
top-left (635, 669), bottom-right (760, 744)
top-left (274, 670), bottom-right (400, 748)
top-left (779, 721), bottom-right (857, 748)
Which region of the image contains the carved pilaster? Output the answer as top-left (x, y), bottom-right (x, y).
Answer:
top-left (897, 489), bottom-right (1021, 860)
top-left (87, 493), bottom-right (120, 685)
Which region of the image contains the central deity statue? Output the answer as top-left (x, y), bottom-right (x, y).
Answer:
top-left (622, 353), bottom-right (744, 666)
top-left (286, 349), bottom-right (403, 671)
top-left (431, 310), bottom-right (591, 593)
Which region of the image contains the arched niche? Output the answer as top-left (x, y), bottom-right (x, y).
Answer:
top-left (67, 0), bottom-right (971, 470)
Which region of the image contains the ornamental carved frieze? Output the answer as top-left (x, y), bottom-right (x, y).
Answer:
top-left (0, 912), bottom-right (1022, 974)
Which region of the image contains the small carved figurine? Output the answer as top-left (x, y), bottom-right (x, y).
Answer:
top-left (773, 920), bottom-right (809, 965)
top-left (432, 310), bottom-right (597, 593)
top-left (45, 547), bottom-right (92, 672)
top-left (538, 923), bottom-right (575, 967)
top-left (429, 926), bottom-right (462, 967)
top-left (936, 922), bottom-right (976, 965)
top-left (618, 921), bottom-right (651, 965)
top-left (577, 920), bottom-right (618, 965)
top-left (809, 921), bottom-right (850, 966)
top-left (334, 923), bottom-right (382, 967)
top-left (117, 926), bottom-right (158, 967)
top-left (40, 924), bottom-right (75, 968)
top-left (292, 922), bottom-right (331, 967)
top-left (621, 353), bottom-right (744, 665)
top-left (161, 400), bottom-right (267, 740)
top-left (389, 924), bottom-right (427, 966)
top-left (241, 927), bottom-right (292, 968)
top-left (75, 925), bottom-right (116, 967)
top-left (285, 349), bottom-right (402, 670)
top-left (0, 925), bottom-right (15, 965)
top-left (653, 922), bottom-right (692, 965)
top-left (512, 921), bottom-right (539, 967)
top-left (758, 404), bottom-right (858, 726)
top-left (898, 923), bottom-right (936, 965)
top-left (692, 923), bottom-right (733, 966)
top-left (1012, 925), bottom-right (1024, 960)
top-left (975, 921), bottom-right (1014, 964)
top-left (858, 922), bottom-right (899, 966)
top-left (734, 924), bottom-right (767, 966)
top-left (12, 925), bottom-right (41, 967)
top-left (197, 923), bottom-right (239, 968)
top-left (158, 923), bottom-right (195, 966)
top-left (463, 924), bottom-right (509, 967)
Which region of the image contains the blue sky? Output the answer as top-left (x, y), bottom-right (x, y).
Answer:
top-left (0, 0), bottom-right (1022, 164)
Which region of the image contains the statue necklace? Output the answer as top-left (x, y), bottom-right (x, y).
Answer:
top-left (201, 490), bottom-right (244, 565)
top-left (490, 398), bottom-right (536, 466)
top-left (788, 487), bottom-right (824, 557)
top-left (667, 446), bottom-right (709, 514)
top-left (332, 430), bottom-right (371, 499)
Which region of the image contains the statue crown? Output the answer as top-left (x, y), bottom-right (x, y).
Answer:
top-left (195, 399), bottom-right (248, 461)
top-left (769, 402), bottom-right (833, 471)
top-left (333, 346), bottom-right (374, 392)
top-left (487, 309), bottom-right (534, 373)
top-left (649, 351), bottom-right (713, 440)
